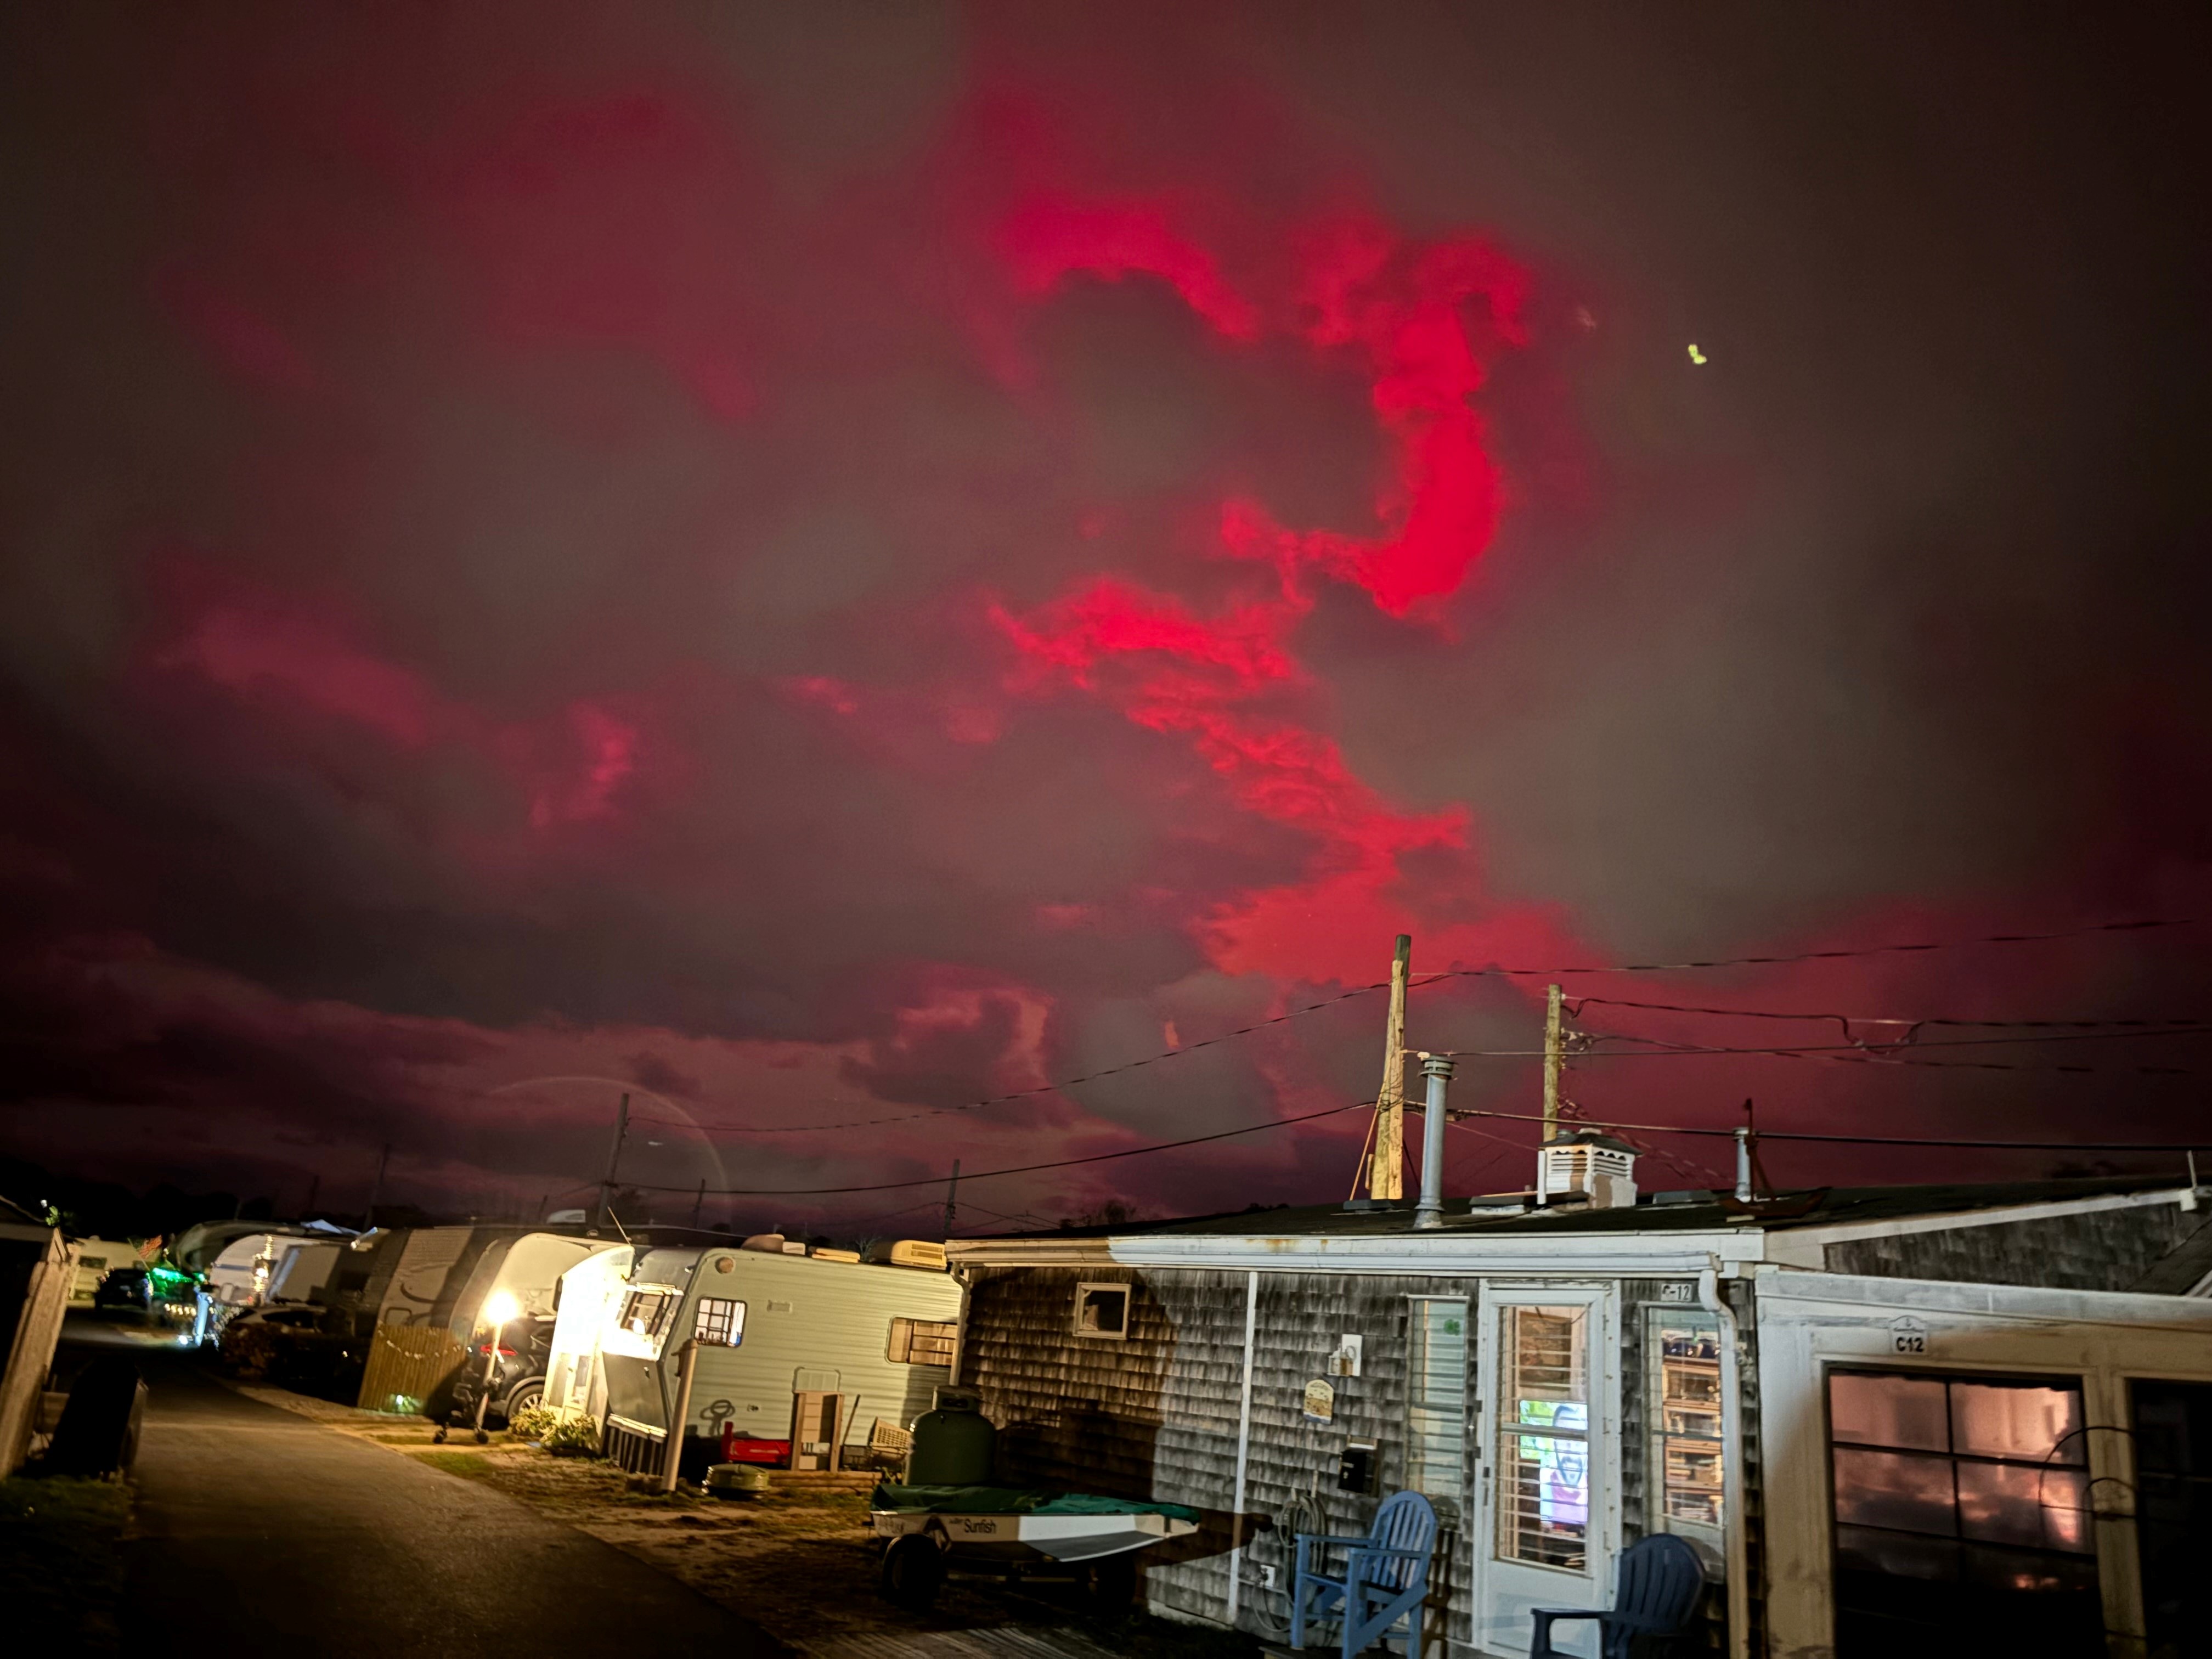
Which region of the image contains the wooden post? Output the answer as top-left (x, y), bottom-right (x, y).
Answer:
top-left (1368, 935), bottom-right (1412, 1201)
top-left (942, 1159), bottom-right (961, 1240)
top-left (663, 1339), bottom-right (698, 1493)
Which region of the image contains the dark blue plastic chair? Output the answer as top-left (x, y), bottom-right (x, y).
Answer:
top-left (1530, 1532), bottom-right (1706, 1658)
top-left (1291, 1489), bottom-right (1437, 1657)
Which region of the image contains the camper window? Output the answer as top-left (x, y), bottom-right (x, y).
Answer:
top-left (618, 1288), bottom-right (678, 1341)
top-left (1074, 1283), bottom-right (1130, 1339)
top-left (888, 1317), bottom-right (957, 1365)
top-left (695, 1297), bottom-right (746, 1347)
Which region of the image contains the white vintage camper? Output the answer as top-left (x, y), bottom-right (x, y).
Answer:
top-left (547, 1238), bottom-right (963, 1477)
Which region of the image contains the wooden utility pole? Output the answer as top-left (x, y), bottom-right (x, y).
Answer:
top-left (596, 1093), bottom-right (630, 1233)
top-left (1367, 935), bottom-right (1413, 1201)
top-left (690, 1178), bottom-right (707, 1229)
top-left (943, 1159), bottom-right (961, 1240)
top-left (1541, 984), bottom-right (1565, 1143)
top-left (1534, 985), bottom-right (1565, 1205)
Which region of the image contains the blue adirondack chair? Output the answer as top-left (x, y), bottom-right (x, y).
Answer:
top-left (1291, 1489), bottom-right (1438, 1657)
top-left (1529, 1532), bottom-right (1707, 1658)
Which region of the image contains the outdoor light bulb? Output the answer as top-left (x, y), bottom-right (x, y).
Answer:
top-left (483, 1290), bottom-right (522, 1327)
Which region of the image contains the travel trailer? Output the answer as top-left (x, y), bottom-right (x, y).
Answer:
top-left (329, 1226), bottom-right (602, 1414)
top-left (546, 1237), bottom-right (963, 1478)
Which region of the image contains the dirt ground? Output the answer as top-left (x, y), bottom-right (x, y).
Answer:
top-left (229, 1383), bottom-right (1257, 1659)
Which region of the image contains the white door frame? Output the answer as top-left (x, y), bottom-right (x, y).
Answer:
top-left (1472, 1281), bottom-right (1623, 1658)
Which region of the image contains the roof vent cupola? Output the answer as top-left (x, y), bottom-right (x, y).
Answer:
top-left (1537, 1130), bottom-right (1639, 1209)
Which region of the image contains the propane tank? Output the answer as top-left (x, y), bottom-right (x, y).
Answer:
top-left (904, 1385), bottom-right (995, 1485)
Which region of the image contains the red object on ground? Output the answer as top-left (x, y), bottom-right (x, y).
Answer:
top-left (717, 1426), bottom-right (790, 1466)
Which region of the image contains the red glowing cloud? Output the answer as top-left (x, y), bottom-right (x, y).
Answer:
top-left (157, 598), bottom-right (437, 749)
top-left (997, 198), bottom-right (1263, 342)
top-left (983, 193), bottom-right (1559, 981)
top-left (150, 575), bottom-right (651, 842)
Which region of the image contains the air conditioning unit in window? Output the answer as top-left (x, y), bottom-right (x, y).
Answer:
top-left (1538, 1130), bottom-right (1639, 1209)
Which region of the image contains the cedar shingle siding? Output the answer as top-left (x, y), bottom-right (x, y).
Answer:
top-left (963, 1264), bottom-right (1497, 1637)
top-left (1822, 1201), bottom-right (2199, 1291)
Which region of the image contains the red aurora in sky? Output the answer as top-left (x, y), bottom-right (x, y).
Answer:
top-left (4, 5), bottom-right (2210, 1229)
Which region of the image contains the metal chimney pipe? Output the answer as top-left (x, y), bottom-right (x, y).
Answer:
top-left (1413, 1052), bottom-right (1455, 1230)
top-left (1734, 1127), bottom-right (1753, 1203)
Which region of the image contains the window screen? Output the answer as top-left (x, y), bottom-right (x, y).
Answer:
top-left (1074, 1283), bottom-right (1130, 1339)
top-left (1497, 1305), bottom-right (1591, 1571)
top-left (1406, 1299), bottom-right (1468, 1520)
top-left (694, 1297), bottom-right (746, 1347)
top-left (888, 1317), bottom-right (958, 1365)
top-left (1645, 1306), bottom-right (1724, 1547)
top-left (1828, 1370), bottom-right (2099, 1658)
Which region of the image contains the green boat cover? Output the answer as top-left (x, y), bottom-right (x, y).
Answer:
top-left (871, 1482), bottom-right (1200, 1521)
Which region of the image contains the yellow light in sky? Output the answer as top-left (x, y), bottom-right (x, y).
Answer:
top-left (1687, 343), bottom-right (1708, 365)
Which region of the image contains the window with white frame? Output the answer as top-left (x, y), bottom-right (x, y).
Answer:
top-left (1073, 1283), bottom-right (1130, 1339)
top-left (1645, 1305), bottom-right (1724, 1549)
top-left (1497, 1304), bottom-right (1592, 1570)
top-left (694, 1297), bottom-right (746, 1347)
top-left (1406, 1298), bottom-right (1469, 1521)
top-left (888, 1317), bottom-right (958, 1365)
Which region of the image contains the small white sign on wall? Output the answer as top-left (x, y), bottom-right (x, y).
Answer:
top-left (1889, 1316), bottom-right (1929, 1356)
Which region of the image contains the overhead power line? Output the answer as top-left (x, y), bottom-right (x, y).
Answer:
top-left (1568, 994), bottom-right (2212, 1031)
top-left (1453, 1105), bottom-right (2209, 1155)
top-left (613, 1099), bottom-right (1372, 1197)
top-left (1567, 1026), bottom-right (2212, 1079)
top-left (1573, 1027), bottom-right (2212, 1056)
top-left (1409, 916), bottom-right (2208, 983)
top-left (614, 916), bottom-right (2211, 1138)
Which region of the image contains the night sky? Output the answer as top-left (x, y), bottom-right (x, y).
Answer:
top-left (4, 4), bottom-right (2210, 1234)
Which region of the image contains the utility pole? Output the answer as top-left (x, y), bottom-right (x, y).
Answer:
top-left (365, 1142), bottom-right (391, 1229)
top-left (690, 1179), bottom-right (706, 1230)
top-left (1367, 935), bottom-right (1413, 1201)
top-left (596, 1093), bottom-right (630, 1233)
top-left (943, 1159), bottom-right (961, 1240)
top-left (1541, 983), bottom-right (1565, 1144)
top-left (1534, 985), bottom-right (1565, 1205)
